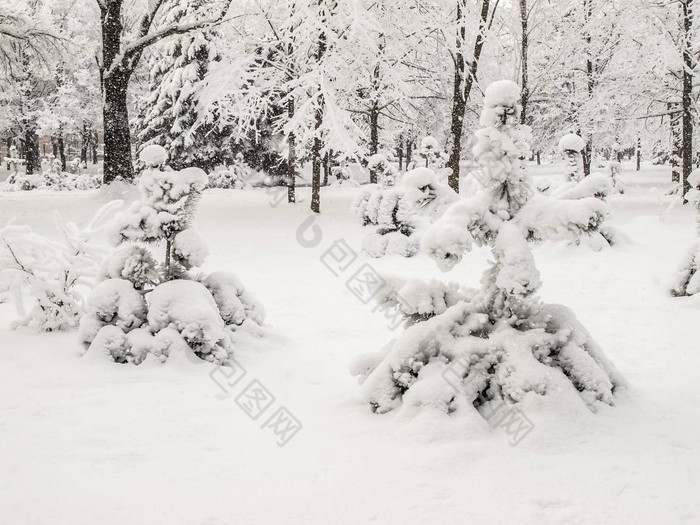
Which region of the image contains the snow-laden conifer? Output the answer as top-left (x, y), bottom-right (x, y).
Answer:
top-left (351, 80), bottom-right (623, 419)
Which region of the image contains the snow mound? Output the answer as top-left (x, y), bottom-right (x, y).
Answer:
top-left (173, 229), bottom-right (208, 268)
top-left (79, 278), bottom-right (147, 347)
top-left (483, 79), bottom-right (521, 108)
top-left (148, 279), bottom-right (230, 361)
top-left (559, 133), bottom-right (586, 153)
top-left (139, 145), bottom-right (168, 167)
top-left (420, 136), bottom-right (440, 151)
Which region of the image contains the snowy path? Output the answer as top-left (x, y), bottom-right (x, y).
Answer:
top-left (1, 165), bottom-right (698, 524)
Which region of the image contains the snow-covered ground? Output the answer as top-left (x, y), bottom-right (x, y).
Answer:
top-left (1, 163), bottom-right (698, 524)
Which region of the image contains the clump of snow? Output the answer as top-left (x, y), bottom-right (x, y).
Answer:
top-left (139, 144), bottom-right (168, 167)
top-left (172, 229), bottom-right (208, 268)
top-left (79, 278), bottom-right (147, 348)
top-left (483, 79), bottom-right (521, 108)
top-left (420, 136), bottom-right (440, 151)
top-left (559, 133), bottom-right (586, 153)
top-left (148, 279), bottom-right (230, 362)
top-left (202, 272), bottom-right (265, 327)
top-left (101, 244), bottom-right (159, 290)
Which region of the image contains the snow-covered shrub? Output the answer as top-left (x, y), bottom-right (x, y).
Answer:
top-left (0, 202), bottom-right (120, 331)
top-left (351, 167), bottom-right (458, 258)
top-left (367, 154), bottom-right (398, 188)
top-left (208, 155), bottom-right (253, 189)
top-left (559, 133), bottom-right (586, 182)
top-left (1, 168), bottom-right (101, 192)
top-left (670, 169), bottom-right (700, 296)
top-left (534, 167), bottom-right (616, 247)
top-left (81, 144), bottom-right (265, 365)
top-left (408, 136), bottom-right (450, 182)
top-left (351, 80), bottom-right (623, 421)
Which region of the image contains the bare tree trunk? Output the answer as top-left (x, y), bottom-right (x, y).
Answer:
top-left (636, 136), bottom-right (641, 171)
top-left (91, 131), bottom-right (98, 164)
top-left (310, 0), bottom-right (327, 214)
top-left (397, 134), bottom-right (404, 171)
top-left (582, 0), bottom-right (594, 177)
top-left (80, 122), bottom-right (89, 166)
top-left (57, 132), bottom-right (66, 171)
top-left (24, 127), bottom-right (40, 175)
top-left (519, 0), bottom-right (529, 124)
top-left (100, 0), bottom-right (134, 184)
top-left (681, 0), bottom-right (694, 202)
top-left (446, 0), bottom-right (492, 192)
top-left (369, 103), bottom-right (379, 183)
top-left (368, 45), bottom-right (382, 184)
top-left (323, 150), bottom-right (331, 186)
top-left (287, 98), bottom-right (296, 204)
top-left (103, 73), bottom-right (134, 183)
top-left (670, 102), bottom-right (682, 182)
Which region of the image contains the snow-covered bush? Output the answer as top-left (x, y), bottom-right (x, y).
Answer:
top-left (351, 80), bottom-right (623, 421)
top-left (559, 133), bottom-right (586, 182)
top-left (1, 167), bottom-right (101, 192)
top-left (407, 136), bottom-right (450, 182)
top-left (81, 145), bottom-right (265, 365)
top-left (367, 154), bottom-right (398, 188)
top-left (351, 167), bottom-right (458, 258)
top-left (670, 169), bottom-right (700, 296)
top-left (534, 159), bottom-right (616, 247)
top-left (207, 155), bottom-right (253, 189)
top-left (0, 203), bottom-right (120, 331)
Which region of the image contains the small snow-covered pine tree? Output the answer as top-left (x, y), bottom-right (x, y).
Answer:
top-left (79, 145), bottom-right (264, 365)
top-left (351, 81), bottom-right (623, 420)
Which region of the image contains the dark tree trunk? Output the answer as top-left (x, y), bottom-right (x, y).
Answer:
top-left (397, 134), bottom-right (404, 171)
top-left (536, 151), bottom-right (541, 165)
top-left (446, 0), bottom-right (491, 192)
top-left (671, 102), bottom-right (681, 183)
top-left (80, 122), bottom-right (89, 166)
top-left (24, 128), bottom-right (40, 175)
top-left (323, 150), bottom-right (331, 186)
top-left (582, 0), bottom-right (594, 177)
top-left (519, 0), bottom-right (529, 125)
top-left (100, 0), bottom-right (135, 184)
top-left (58, 133), bottom-right (66, 171)
top-left (636, 136), bottom-right (641, 171)
top-left (287, 99), bottom-right (296, 204)
top-left (103, 73), bottom-right (134, 183)
top-left (369, 103), bottom-right (379, 183)
top-left (91, 132), bottom-right (98, 164)
top-left (311, 116), bottom-right (322, 213)
top-left (681, 0), bottom-right (693, 202)
top-left (310, 0), bottom-right (327, 214)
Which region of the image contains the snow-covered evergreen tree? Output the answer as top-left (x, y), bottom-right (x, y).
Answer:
top-left (79, 145), bottom-right (264, 365)
top-left (134, 0), bottom-right (231, 171)
top-left (351, 81), bottom-right (623, 419)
